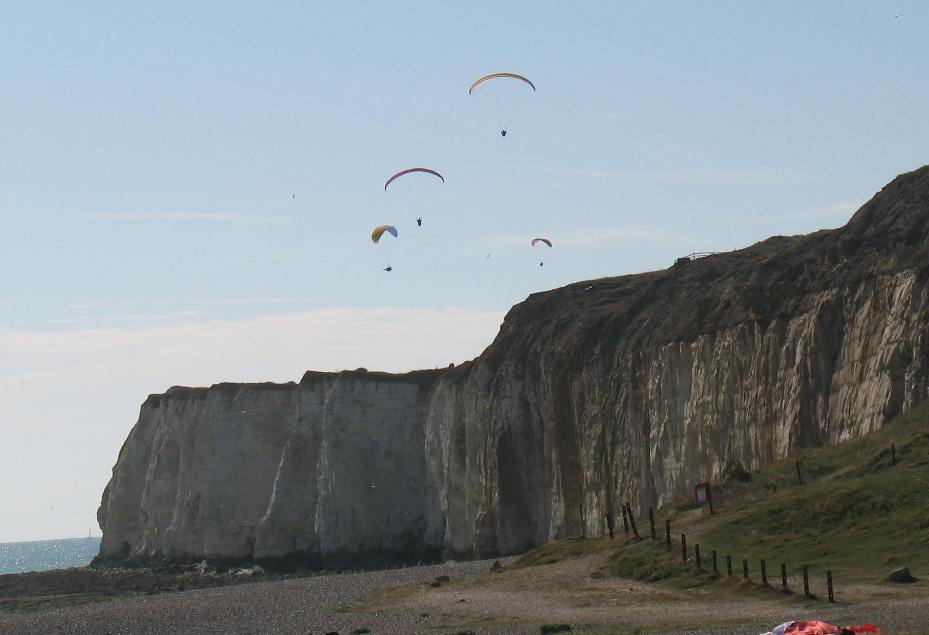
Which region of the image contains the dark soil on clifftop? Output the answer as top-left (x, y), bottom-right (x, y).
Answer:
top-left (483, 164), bottom-right (929, 368)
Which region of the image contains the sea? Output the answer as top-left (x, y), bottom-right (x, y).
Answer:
top-left (0, 537), bottom-right (101, 574)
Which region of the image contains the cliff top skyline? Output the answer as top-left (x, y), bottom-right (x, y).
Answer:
top-left (2, 1), bottom-right (928, 542)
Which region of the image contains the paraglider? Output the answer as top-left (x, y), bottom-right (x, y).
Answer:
top-left (532, 237), bottom-right (552, 266)
top-left (372, 225), bottom-right (398, 271)
top-left (469, 72), bottom-right (536, 137)
top-left (385, 168), bottom-right (444, 227)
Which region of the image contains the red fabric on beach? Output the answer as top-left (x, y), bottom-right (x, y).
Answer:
top-left (774, 620), bottom-right (879, 635)
top-left (784, 622), bottom-right (840, 635)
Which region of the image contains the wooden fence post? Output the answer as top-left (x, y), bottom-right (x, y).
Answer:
top-left (665, 519), bottom-right (671, 550)
top-left (681, 534), bottom-right (688, 562)
top-left (892, 443), bottom-right (896, 465)
top-left (803, 566), bottom-right (810, 597)
top-left (827, 570), bottom-right (834, 603)
top-left (761, 560), bottom-right (768, 586)
top-left (625, 503), bottom-right (641, 540)
top-left (742, 559), bottom-right (749, 580)
top-left (695, 544), bottom-right (702, 570)
top-left (781, 563), bottom-right (788, 593)
top-left (622, 506), bottom-right (629, 534)
top-left (606, 512), bottom-right (614, 539)
top-left (580, 504), bottom-right (585, 538)
top-left (726, 555), bottom-right (733, 576)
top-left (796, 460), bottom-right (804, 485)
top-left (712, 550), bottom-right (718, 575)
top-left (649, 507), bottom-right (656, 540)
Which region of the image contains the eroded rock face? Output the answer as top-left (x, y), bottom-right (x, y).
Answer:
top-left (254, 371), bottom-right (443, 565)
top-left (98, 373), bottom-right (444, 566)
top-left (98, 166), bottom-right (929, 564)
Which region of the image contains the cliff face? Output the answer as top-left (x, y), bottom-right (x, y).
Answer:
top-left (98, 374), bottom-right (445, 564)
top-left (98, 166), bottom-right (929, 564)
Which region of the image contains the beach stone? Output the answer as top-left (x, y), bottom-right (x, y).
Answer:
top-left (234, 565), bottom-right (264, 576)
top-left (889, 567), bottom-right (917, 583)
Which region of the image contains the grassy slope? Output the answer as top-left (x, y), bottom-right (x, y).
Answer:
top-left (690, 399), bottom-right (929, 586)
top-left (515, 400), bottom-right (929, 594)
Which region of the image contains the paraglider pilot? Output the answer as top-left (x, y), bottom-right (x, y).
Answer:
top-left (383, 266), bottom-right (392, 272)
top-left (501, 129), bottom-right (507, 137)
top-left (416, 217), bottom-right (422, 227)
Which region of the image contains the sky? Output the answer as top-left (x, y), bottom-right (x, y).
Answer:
top-left (1, 1), bottom-right (927, 542)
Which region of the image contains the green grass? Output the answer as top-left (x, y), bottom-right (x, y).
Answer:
top-left (687, 400), bottom-right (929, 586)
top-left (597, 539), bottom-right (710, 587)
top-left (514, 401), bottom-right (929, 593)
top-left (509, 537), bottom-right (616, 569)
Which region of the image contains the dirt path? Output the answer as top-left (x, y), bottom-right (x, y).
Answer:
top-left (359, 554), bottom-right (929, 634)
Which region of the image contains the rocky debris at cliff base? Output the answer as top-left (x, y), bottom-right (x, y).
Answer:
top-left (0, 559), bottom-right (508, 634)
top-left (721, 460), bottom-right (752, 483)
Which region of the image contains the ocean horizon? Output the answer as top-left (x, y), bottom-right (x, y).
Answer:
top-left (0, 537), bottom-right (101, 574)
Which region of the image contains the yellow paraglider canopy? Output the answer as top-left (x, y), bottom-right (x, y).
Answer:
top-left (371, 225), bottom-right (398, 244)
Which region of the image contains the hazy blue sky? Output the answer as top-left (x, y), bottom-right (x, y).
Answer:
top-left (1, 1), bottom-right (927, 542)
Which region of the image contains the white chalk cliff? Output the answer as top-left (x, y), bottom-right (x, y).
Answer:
top-left (98, 166), bottom-right (929, 564)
